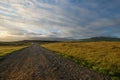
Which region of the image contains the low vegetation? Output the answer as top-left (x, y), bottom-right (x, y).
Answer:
top-left (0, 46), bottom-right (27, 57)
top-left (41, 42), bottom-right (120, 80)
top-left (0, 42), bottom-right (30, 46)
top-left (0, 42), bottom-right (30, 57)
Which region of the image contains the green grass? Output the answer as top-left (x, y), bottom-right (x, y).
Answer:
top-left (41, 42), bottom-right (120, 80)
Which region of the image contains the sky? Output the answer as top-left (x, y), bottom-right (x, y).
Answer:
top-left (0, 0), bottom-right (120, 41)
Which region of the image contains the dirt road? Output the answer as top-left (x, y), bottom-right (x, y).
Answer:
top-left (0, 43), bottom-right (111, 80)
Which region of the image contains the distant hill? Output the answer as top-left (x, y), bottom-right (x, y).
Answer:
top-left (22, 37), bottom-right (74, 42)
top-left (0, 41), bottom-right (30, 46)
top-left (0, 37), bottom-right (120, 43)
top-left (80, 37), bottom-right (120, 42)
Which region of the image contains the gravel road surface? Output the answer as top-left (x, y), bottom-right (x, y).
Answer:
top-left (0, 43), bottom-right (111, 80)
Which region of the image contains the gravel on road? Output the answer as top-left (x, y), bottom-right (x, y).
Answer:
top-left (0, 43), bottom-right (111, 80)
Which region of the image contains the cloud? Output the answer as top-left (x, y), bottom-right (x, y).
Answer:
top-left (0, 0), bottom-right (120, 41)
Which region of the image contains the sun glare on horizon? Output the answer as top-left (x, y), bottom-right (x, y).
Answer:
top-left (0, 31), bottom-right (9, 38)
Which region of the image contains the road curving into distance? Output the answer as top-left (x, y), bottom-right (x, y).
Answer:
top-left (0, 43), bottom-right (111, 80)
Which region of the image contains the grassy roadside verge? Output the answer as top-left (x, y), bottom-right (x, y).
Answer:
top-left (0, 46), bottom-right (28, 58)
top-left (41, 42), bottom-right (120, 80)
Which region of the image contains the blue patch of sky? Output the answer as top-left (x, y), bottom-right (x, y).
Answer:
top-left (37, 0), bottom-right (56, 5)
top-left (0, 8), bottom-right (16, 15)
top-left (35, 29), bottom-right (49, 34)
top-left (0, 2), bottom-right (11, 8)
top-left (0, 11), bottom-right (16, 19)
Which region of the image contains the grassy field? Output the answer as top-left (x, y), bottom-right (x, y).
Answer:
top-left (0, 42), bottom-right (30, 57)
top-left (0, 46), bottom-right (28, 57)
top-left (41, 42), bottom-right (120, 80)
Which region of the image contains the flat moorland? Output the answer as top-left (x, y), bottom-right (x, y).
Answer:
top-left (0, 46), bottom-right (27, 57)
top-left (41, 42), bottom-right (120, 80)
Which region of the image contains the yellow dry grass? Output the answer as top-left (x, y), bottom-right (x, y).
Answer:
top-left (0, 46), bottom-right (27, 57)
top-left (41, 42), bottom-right (120, 80)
